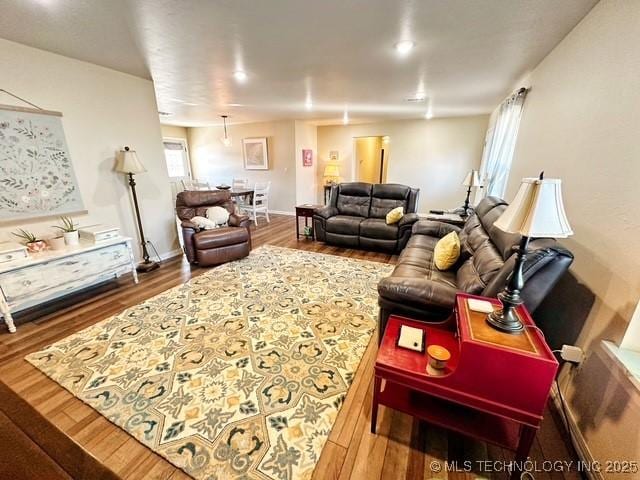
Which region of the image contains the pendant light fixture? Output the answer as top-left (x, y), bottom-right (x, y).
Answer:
top-left (220, 115), bottom-right (232, 147)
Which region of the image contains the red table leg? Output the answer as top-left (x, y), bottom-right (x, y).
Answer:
top-left (510, 425), bottom-right (537, 479)
top-left (371, 375), bottom-right (381, 433)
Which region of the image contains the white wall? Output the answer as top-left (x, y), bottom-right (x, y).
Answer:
top-left (160, 124), bottom-right (188, 142)
top-left (188, 120), bottom-right (297, 213)
top-left (507, 0), bottom-right (640, 468)
top-left (294, 120), bottom-right (318, 205)
top-left (0, 39), bottom-right (178, 259)
top-left (316, 116), bottom-right (489, 212)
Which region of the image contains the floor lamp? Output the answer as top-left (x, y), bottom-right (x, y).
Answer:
top-left (115, 146), bottom-right (159, 273)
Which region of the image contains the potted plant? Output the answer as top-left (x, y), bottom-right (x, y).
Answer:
top-left (53, 216), bottom-right (79, 246)
top-left (12, 229), bottom-right (47, 253)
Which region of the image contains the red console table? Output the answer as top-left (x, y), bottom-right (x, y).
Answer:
top-left (373, 293), bottom-right (558, 478)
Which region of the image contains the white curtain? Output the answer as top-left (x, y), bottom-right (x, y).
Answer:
top-left (478, 88), bottom-right (528, 199)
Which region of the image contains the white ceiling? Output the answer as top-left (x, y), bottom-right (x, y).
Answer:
top-left (0, 0), bottom-right (597, 126)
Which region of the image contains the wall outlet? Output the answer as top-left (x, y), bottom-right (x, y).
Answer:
top-left (560, 344), bottom-right (584, 363)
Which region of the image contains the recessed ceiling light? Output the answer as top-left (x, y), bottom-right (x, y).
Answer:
top-left (395, 40), bottom-right (415, 55)
top-left (233, 71), bottom-right (248, 82)
top-left (305, 99), bottom-right (313, 110)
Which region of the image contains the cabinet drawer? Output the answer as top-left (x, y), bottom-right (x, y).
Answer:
top-left (0, 251), bottom-right (27, 264)
top-left (0, 243), bottom-right (130, 302)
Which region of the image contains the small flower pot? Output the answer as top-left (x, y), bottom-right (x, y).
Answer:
top-left (47, 236), bottom-right (66, 250)
top-left (63, 230), bottom-right (79, 246)
top-left (26, 240), bottom-right (47, 253)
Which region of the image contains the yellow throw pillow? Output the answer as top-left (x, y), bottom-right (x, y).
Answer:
top-left (434, 231), bottom-right (461, 271)
top-left (386, 206), bottom-right (404, 225)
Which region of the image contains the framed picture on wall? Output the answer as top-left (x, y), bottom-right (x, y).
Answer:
top-left (302, 149), bottom-right (313, 166)
top-left (243, 137), bottom-right (269, 170)
top-left (329, 150), bottom-right (339, 162)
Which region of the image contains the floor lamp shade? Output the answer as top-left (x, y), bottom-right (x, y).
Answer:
top-left (115, 147), bottom-right (146, 174)
top-left (116, 146), bottom-right (158, 273)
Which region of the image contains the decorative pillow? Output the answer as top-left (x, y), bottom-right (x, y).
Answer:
top-left (206, 206), bottom-right (230, 226)
top-left (434, 231), bottom-right (461, 271)
top-left (191, 216), bottom-right (218, 230)
top-left (385, 206), bottom-right (404, 225)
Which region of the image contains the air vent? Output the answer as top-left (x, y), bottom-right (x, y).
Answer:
top-left (158, 111), bottom-right (173, 116)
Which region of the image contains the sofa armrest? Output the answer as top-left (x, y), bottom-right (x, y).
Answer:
top-left (411, 220), bottom-right (461, 238)
top-left (314, 206), bottom-right (338, 219)
top-left (181, 220), bottom-right (200, 231)
top-left (398, 212), bottom-right (420, 229)
top-left (229, 213), bottom-right (250, 228)
top-left (378, 276), bottom-right (458, 310)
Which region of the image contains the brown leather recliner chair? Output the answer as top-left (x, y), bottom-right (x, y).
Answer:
top-left (176, 190), bottom-right (252, 267)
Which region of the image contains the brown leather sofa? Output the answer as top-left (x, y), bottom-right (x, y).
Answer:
top-left (377, 196), bottom-right (574, 340)
top-left (176, 190), bottom-right (251, 267)
top-left (313, 182), bottom-right (420, 252)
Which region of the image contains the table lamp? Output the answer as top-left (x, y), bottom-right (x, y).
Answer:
top-left (461, 169), bottom-right (482, 216)
top-left (115, 146), bottom-right (159, 273)
top-left (324, 164), bottom-right (340, 185)
top-left (487, 173), bottom-right (573, 333)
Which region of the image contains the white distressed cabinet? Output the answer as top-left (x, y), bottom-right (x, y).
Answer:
top-left (0, 237), bottom-right (138, 333)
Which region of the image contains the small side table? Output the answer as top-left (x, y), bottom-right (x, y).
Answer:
top-left (373, 293), bottom-right (558, 479)
top-left (295, 204), bottom-right (322, 240)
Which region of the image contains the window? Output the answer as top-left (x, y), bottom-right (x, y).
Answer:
top-left (163, 139), bottom-right (190, 180)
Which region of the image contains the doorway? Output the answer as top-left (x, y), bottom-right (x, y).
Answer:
top-left (353, 136), bottom-right (389, 183)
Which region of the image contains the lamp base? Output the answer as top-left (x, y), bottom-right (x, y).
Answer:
top-left (136, 260), bottom-right (159, 273)
top-left (486, 306), bottom-right (524, 333)
top-left (486, 292), bottom-right (524, 333)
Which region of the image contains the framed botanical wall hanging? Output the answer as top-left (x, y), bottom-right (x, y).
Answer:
top-left (0, 104), bottom-right (85, 223)
top-left (242, 137), bottom-right (269, 170)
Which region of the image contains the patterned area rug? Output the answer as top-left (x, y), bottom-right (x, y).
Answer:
top-left (26, 246), bottom-right (392, 479)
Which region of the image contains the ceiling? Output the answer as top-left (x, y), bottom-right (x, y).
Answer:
top-left (0, 0), bottom-right (597, 126)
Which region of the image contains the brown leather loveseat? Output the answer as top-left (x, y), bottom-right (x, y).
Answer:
top-left (313, 182), bottom-right (420, 252)
top-left (176, 190), bottom-right (252, 267)
top-left (377, 197), bottom-right (574, 339)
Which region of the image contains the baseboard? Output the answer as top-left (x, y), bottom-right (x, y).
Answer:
top-left (550, 384), bottom-right (602, 480)
top-left (269, 210), bottom-right (295, 216)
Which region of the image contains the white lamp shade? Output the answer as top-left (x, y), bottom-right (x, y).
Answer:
top-left (462, 169), bottom-right (482, 187)
top-left (495, 177), bottom-right (573, 238)
top-left (324, 165), bottom-right (340, 177)
top-left (115, 148), bottom-right (146, 174)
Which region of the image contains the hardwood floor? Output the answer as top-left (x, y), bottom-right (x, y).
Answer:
top-left (0, 215), bottom-right (579, 480)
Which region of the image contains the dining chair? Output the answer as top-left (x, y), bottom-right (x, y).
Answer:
top-left (232, 178), bottom-right (251, 211)
top-left (182, 178), bottom-right (212, 191)
top-left (250, 181), bottom-right (271, 226)
top-left (232, 178), bottom-right (249, 189)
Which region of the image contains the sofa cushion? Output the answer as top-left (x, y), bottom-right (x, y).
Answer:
top-left (360, 218), bottom-right (398, 240)
top-left (326, 215), bottom-right (365, 235)
top-left (434, 231), bottom-right (461, 271)
top-left (385, 206), bottom-right (404, 224)
top-left (370, 184), bottom-right (410, 218)
top-left (336, 183), bottom-right (372, 217)
top-left (193, 227), bottom-right (248, 249)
